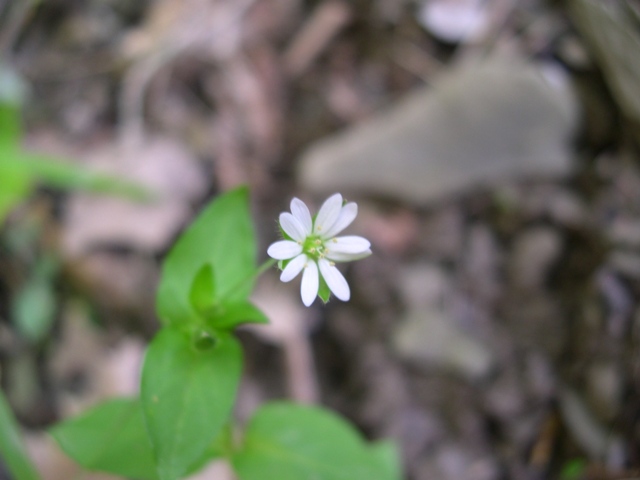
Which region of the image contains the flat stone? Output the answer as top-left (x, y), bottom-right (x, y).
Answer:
top-left (298, 55), bottom-right (577, 205)
top-left (392, 307), bottom-right (495, 381)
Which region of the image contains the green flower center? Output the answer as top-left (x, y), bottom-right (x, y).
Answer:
top-left (302, 235), bottom-right (327, 261)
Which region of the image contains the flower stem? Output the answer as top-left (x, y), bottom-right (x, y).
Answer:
top-left (255, 258), bottom-right (277, 277)
top-left (219, 258), bottom-right (276, 303)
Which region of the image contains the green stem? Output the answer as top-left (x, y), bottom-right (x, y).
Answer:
top-left (218, 258), bottom-right (276, 304)
top-left (255, 258), bottom-right (277, 278)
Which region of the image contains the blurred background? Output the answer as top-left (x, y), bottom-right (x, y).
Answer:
top-left (1, 0), bottom-right (640, 478)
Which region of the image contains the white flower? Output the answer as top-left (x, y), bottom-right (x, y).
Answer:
top-left (267, 193), bottom-right (372, 306)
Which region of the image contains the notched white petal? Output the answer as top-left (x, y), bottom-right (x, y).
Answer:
top-left (279, 212), bottom-right (308, 242)
top-left (280, 254), bottom-right (307, 282)
top-left (301, 260), bottom-right (319, 307)
top-left (325, 249), bottom-right (372, 263)
top-left (290, 198), bottom-right (313, 235)
top-left (319, 259), bottom-right (350, 301)
top-left (267, 240), bottom-right (302, 260)
top-left (323, 202), bottom-right (357, 238)
top-left (327, 235), bottom-right (371, 254)
top-left (313, 193), bottom-right (342, 235)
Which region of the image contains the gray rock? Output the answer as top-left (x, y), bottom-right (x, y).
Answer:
top-left (397, 263), bottom-right (450, 308)
top-left (298, 55), bottom-right (577, 205)
top-left (392, 307), bottom-right (495, 380)
top-left (393, 262), bottom-right (495, 380)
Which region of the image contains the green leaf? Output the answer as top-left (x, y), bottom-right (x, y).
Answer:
top-left (141, 327), bottom-right (242, 480)
top-left (49, 398), bottom-right (158, 480)
top-left (0, 104), bottom-right (22, 146)
top-left (12, 256), bottom-right (58, 343)
top-left (0, 149), bottom-right (149, 227)
top-left (189, 264), bottom-right (216, 315)
top-left (211, 301), bottom-right (268, 330)
top-left (232, 402), bottom-right (398, 480)
top-left (369, 441), bottom-right (403, 480)
top-left (560, 458), bottom-right (587, 480)
top-left (0, 389), bottom-right (41, 480)
top-left (157, 187), bottom-right (257, 326)
top-left (0, 155), bottom-right (32, 224)
top-left (19, 153), bottom-right (149, 200)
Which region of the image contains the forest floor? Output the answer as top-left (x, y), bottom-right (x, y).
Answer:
top-left (1, 0), bottom-right (640, 479)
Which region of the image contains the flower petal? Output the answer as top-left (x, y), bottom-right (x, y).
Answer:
top-left (313, 193), bottom-right (342, 235)
top-left (300, 260), bottom-right (319, 307)
top-left (280, 212), bottom-right (308, 242)
top-left (290, 198), bottom-right (312, 235)
top-left (319, 259), bottom-right (350, 301)
top-left (280, 253), bottom-right (307, 282)
top-left (267, 240), bottom-right (302, 260)
top-left (322, 202), bottom-right (357, 238)
top-left (325, 249), bottom-right (372, 263)
top-left (326, 235), bottom-right (371, 254)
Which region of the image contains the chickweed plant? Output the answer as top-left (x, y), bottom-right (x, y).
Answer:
top-left (1, 187), bottom-right (401, 480)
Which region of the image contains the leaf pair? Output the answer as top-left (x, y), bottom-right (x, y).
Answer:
top-left (188, 263), bottom-right (267, 331)
top-left (142, 187), bottom-right (264, 479)
top-left (51, 400), bottom-right (402, 480)
top-left (48, 187), bottom-right (403, 480)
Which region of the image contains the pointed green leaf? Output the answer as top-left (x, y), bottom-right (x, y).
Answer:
top-left (0, 390), bottom-right (41, 480)
top-left (189, 264), bottom-right (216, 315)
top-left (211, 301), bottom-right (268, 330)
top-left (157, 187), bottom-right (257, 326)
top-left (232, 402), bottom-right (398, 480)
top-left (141, 327), bottom-right (242, 480)
top-left (49, 398), bottom-right (157, 480)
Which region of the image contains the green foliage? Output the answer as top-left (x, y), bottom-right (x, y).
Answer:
top-left (0, 157), bottom-right (31, 223)
top-left (141, 327), bottom-right (242, 480)
top-left (189, 263), bottom-right (216, 315)
top-left (231, 402), bottom-right (402, 480)
top-left (12, 255), bottom-right (58, 343)
top-left (211, 300), bottom-right (268, 329)
top-left (369, 440), bottom-right (403, 480)
top-left (0, 80), bottom-right (147, 226)
top-left (44, 187), bottom-right (399, 480)
top-left (49, 398), bottom-right (158, 480)
top-left (156, 186), bottom-right (262, 329)
top-left (0, 390), bottom-right (41, 480)
top-left (560, 458), bottom-right (587, 480)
